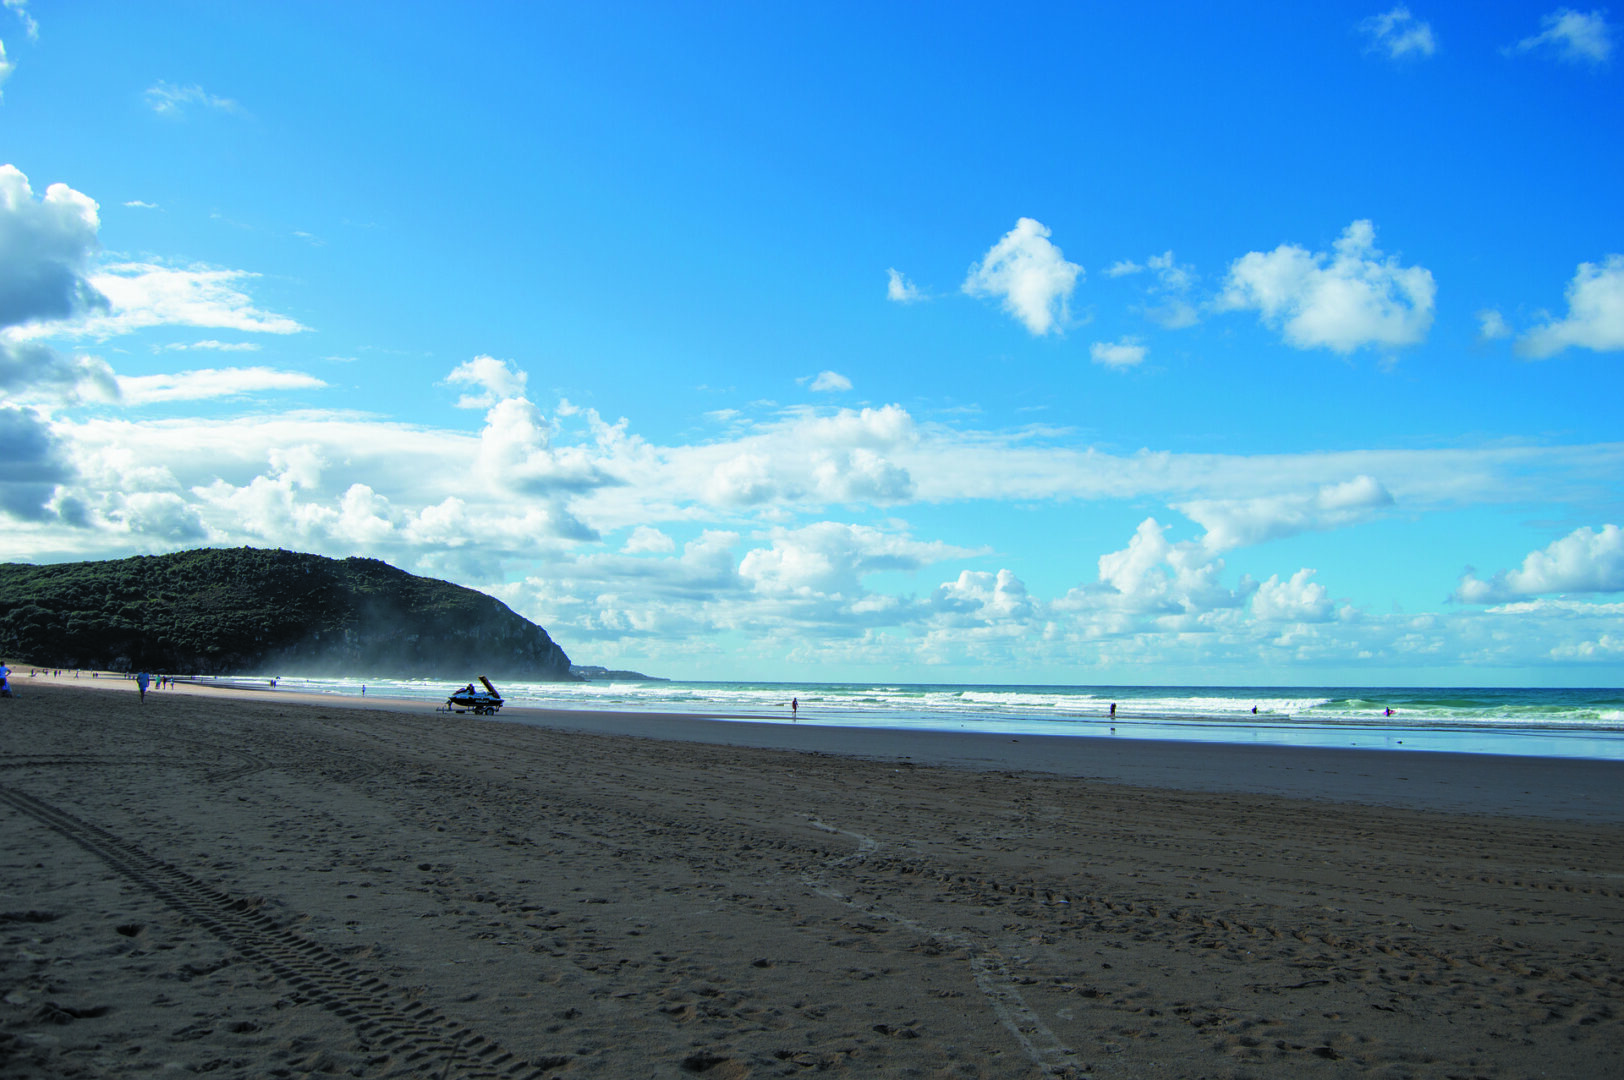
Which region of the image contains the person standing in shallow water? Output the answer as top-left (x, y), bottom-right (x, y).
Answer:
top-left (791, 697), bottom-right (798, 720)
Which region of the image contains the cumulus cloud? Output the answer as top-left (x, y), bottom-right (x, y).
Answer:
top-left (0, 404), bottom-right (72, 520)
top-left (1218, 220), bottom-right (1435, 353)
top-left (1105, 259), bottom-right (1143, 278)
top-left (1090, 338), bottom-right (1147, 369)
top-left (1454, 524), bottom-right (1624, 602)
top-left (962, 217), bottom-right (1082, 335)
top-left (0, 164), bottom-right (107, 328)
top-left (117, 366), bottom-right (327, 404)
top-left (930, 568), bottom-right (1035, 624)
top-left (0, 165), bottom-right (121, 402)
top-left (475, 396), bottom-right (611, 501)
top-left (1515, 255), bottom-right (1624, 357)
top-left (144, 80), bottom-right (241, 115)
top-left (1253, 568), bottom-right (1335, 622)
top-left (1177, 475), bottom-right (1395, 553)
top-left (739, 521), bottom-right (973, 599)
top-left (0, 338), bottom-right (118, 403)
top-left (1361, 6), bottom-right (1437, 58)
top-left (810, 447), bottom-right (913, 502)
top-left (623, 525), bottom-right (675, 554)
top-left (446, 354), bottom-right (527, 408)
top-left (1506, 8), bottom-right (1614, 64)
top-left (886, 268), bottom-right (922, 303)
top-left (809, 370), bottom-right (852, 392)
top-left (1088, 517), bottom-right (1251, 616)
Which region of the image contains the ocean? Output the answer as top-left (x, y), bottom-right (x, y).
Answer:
top-left (249, 677), bottom-right (1624, 762)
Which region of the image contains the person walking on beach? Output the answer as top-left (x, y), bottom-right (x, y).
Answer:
top-left (0, 661), bottom-right (11, 698)
top-left (137, 670), bottom-right (151, 704)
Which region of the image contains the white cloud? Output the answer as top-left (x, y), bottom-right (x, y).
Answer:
top-left (739, 521), bottom-right (973, 599)
top-left (962, 217), bottom-right (1082, 336)
top-left (1507, 8), bottom-right (1614, 64)
top-left (1454, 524), bottom-right (1624, 602)
top-left (0, 164), bottom-right (106, 328)
top-left (1087, 517), bottom-right (1251, 616)
top-left (809, 369), bottom-right (852, 392)
top-left (1142, 251), bottom-right (1199, 328)
top-left (10, 260), bottom-right (308, 340)
top-left (1177, 475), bottom-right (1395, 553)
top-left (1090, 338), bottom-right (1147, 369)
top-left (124, 200), bottom-right (160, 210)
top-left (144, 81), bottom-right (241, 115)
top-left (1515, 255), bottom-right (1624, 357)
top-left (116, 366), bottom-right (327, 404)
top-left (886, 268), bottom-right (922, 303)
top-left (0, 40), bottom-right (13, 97)
top-left (1477, 308), bottom-right (1512, 341)
top-left (1218, 220), bottom-right (1435, 353)
top-left (1105, 259), bottom-right (1143, 278)
top-left (1361, 7), bottom-right (1437, 58)
top-left (1253, 569), bottom-right (1334, 622)
top-left (445, 354), bottom-right (528, 408)
top-left (4, 1), bottom-right (37, 41)
top-left (162, 339), bottom-right (262, 352)
top-left (930, 568), bottom-right (1034, 624)
top-left (0, 165), bottom-right (120, 403)
top-left (623, 525), bottom-right (675, 554)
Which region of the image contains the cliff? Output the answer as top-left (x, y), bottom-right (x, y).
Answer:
top-left (0, 547), bottom-right (575, 680)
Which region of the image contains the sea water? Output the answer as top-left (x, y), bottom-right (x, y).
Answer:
top-left (238, 678), bottom-right (1624, 762)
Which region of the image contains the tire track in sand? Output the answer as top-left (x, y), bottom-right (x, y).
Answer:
top-left (0, 783), bottom-right (554, 1080)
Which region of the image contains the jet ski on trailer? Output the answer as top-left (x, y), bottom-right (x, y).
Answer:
top-left (447, 676), bottom-right (504, 715)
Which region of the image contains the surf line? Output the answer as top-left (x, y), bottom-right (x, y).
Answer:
top-left (802, 817), bottom-right (1077, 1076)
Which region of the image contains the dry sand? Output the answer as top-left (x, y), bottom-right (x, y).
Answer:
top-left (1, 677), bottom-right (1621, 1079)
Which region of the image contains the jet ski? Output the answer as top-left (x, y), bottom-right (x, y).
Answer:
top-left (447, 676), bottom-right (504, 715)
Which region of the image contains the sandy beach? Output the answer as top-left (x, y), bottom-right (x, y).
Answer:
top-left (2, 677), bottom-right (1621, 1078)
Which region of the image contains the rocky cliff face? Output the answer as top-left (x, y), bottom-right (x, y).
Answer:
top-left (0, 547), bottom-right (576, 680)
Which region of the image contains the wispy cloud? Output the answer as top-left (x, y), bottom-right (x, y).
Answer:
top-left (1360, 6), bottom-right (1437, 59)
top-left (4, 0), bottom-right (37, 41)
top-left (12, 261), bottom-right (310, 340)
top-left (144, 80), bottom-right (242, 116)
top-left (1476, 308), bottom-right (1512, 341)
top-left (885, 267), bottom-right (923, 303)
top-left (1505, 8), bottom-right (1614, 65)
top-left (963, 217), bottom-right (1082, 336)
top-left (808, 370), bottom-right (852, 392)
top-left (1090, 338), bottom-right (1147, 369)
top-left (160, 339), bottom-right (262, 352)
top-left (117, 366), bottom-right (327, 404)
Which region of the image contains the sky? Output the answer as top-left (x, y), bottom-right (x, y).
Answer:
top-left (1, 2), bottom-right (1621, 685)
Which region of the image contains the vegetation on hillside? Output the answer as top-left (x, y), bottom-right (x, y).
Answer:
top-left (0, 547), bottom-right (575, 679)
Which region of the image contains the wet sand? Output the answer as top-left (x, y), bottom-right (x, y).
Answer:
top-left (2, 677), bottom-right (1621, 1078)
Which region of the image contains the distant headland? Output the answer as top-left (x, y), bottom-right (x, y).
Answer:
top-left (0, 547), bottom-right (577, 681)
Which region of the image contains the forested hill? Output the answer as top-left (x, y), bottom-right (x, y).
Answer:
top-left (0, 548), bottom-right (575, 680)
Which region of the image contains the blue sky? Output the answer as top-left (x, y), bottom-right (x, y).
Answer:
top-left (2, 2), bottom-right (1621, 684)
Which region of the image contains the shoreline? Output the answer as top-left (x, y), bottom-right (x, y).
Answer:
top-left (14, 669), bottom-right (1624, 823)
